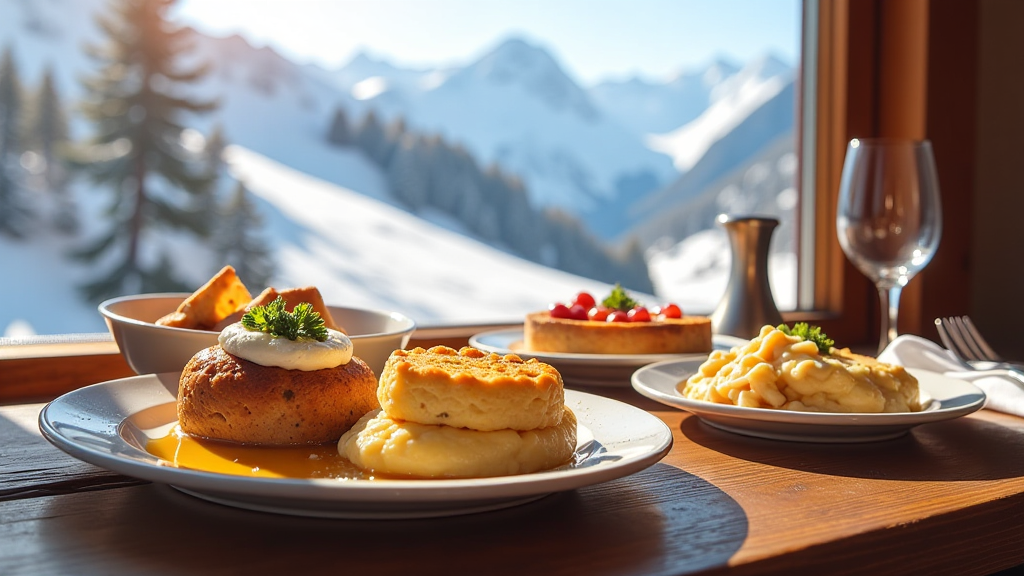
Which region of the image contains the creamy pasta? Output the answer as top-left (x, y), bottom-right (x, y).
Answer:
top-left (681, 325), bottom-right (921, 413)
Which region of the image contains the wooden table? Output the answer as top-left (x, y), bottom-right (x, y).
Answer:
top-left (4, 384), bottom-right (1024, 576)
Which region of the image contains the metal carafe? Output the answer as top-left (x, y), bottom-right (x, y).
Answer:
top-left (711, 215), bottom-right (784, 338)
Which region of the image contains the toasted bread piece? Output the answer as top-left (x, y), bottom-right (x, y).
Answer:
top-left (377, 346), bottom-right (565, 432)
top-left (214, 286), bottom-right (343, 332)
top-left (156, 266), bottom-right (252, 329)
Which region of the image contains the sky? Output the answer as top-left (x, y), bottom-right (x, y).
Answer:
top-left (171, 0), bottom-right (801, 86)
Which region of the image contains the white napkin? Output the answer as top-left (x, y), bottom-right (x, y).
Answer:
top-left (878, 334), bottom-right (1024, 417)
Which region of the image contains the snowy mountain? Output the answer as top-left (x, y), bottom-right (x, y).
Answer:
top-left (647, 54), bottom-right (793, 173)
top-left (588, 58), bottom-right (741, 137)
top-left (586, 57), bottom-right (796, 239)
top-left (627, 78), bottom-right (797, 239)
top-left (339, 37), bottom-right (678, 213)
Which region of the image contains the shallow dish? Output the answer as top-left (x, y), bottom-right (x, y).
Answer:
top-left (631, 358), bottom-right (986, 443)
top-left (470, 328), bottom-right (745, 388)
top-left (99, 293), bottom-right (415, 376)
top-left (39, 372), bottom-right (673, 519)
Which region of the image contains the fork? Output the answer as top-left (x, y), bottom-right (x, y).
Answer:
top-left (935, 316), bottom-right (1024, 372)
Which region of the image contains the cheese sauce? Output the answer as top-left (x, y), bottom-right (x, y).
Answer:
top-left (147, 426), bottom-right (369, 480)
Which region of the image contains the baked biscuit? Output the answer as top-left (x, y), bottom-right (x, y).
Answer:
top-left (178, 345), bottom-right (378, 444)
top-left (339, 406), bottom-right (577, 478)
top-left (377, 346), bottom-right (564, 432)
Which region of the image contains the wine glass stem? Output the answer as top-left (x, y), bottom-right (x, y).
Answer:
top-left (877, 284), bottom-right (903, 354)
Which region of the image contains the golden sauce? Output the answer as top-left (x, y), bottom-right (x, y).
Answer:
top-left (147, 426), bottom-right (369, 480)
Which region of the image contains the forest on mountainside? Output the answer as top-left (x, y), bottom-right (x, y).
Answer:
top-left (327, 107), bottom-right (653, 293)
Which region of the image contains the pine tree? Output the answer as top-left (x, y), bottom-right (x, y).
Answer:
top-left (196, 123), bottom-right (227, 224)
top-left (354, 110), bottom-right (391, 166)
top-left (70, 0), bottom-right (217, 301)
top-left (326, 107), bottom-right (352, 146)
top-left (0, 46), bottom-right (31, 238)
top-left (215, 181), bottom-right (273, 289)
top-left (24, 67), bottom-right (75, 233)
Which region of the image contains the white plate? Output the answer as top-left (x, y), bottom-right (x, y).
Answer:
top-left (469, 329), bottom-right (746, 387)
top-left (39, 373), bottom-right (673, 519)
top-left (631, 359), bottom-right (986, 443)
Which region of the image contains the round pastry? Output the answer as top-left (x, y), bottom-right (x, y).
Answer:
top-left (339, 406), bottom-right (578, 478)
top-left (524, 311), bottom-right (712, 355)
top-left (177, 327), bottom-right (379, 445)
top-left (376, 346), bottom-right (564, 432)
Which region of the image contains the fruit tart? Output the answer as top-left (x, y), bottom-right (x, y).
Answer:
top-left (524, 284), bottom-right (712, 355)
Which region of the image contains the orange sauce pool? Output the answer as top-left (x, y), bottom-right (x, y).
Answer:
top-left (147, 426), bottom-right (370, 480)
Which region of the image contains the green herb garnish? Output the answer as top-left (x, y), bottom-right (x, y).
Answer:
top-left (601, 283), bottom-right (640, 312)
top-left (241, 296), bottom-right (329, 342)
top-left (777, 322), bottom-right (834, 354)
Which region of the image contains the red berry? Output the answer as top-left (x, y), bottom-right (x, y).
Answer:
top-left (588, 306), bottom-right (610, 321)
top-left (660, 303), bottom-right (683, 319)
top-left (607, 310), bottom-right (629, 323)
top-left (573, 291), bottom-right (596, 309)
top-left (549, 303), bottom-right (572, 319)
top-left (568, 304), bottom-right (589, 320)
top-left (627, 306), bottom-right (651, 322)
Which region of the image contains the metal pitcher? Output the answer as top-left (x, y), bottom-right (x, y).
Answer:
top-left (711, 215), bottom-right (784, 338)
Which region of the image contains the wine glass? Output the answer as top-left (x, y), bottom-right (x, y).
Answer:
top-left (836, 138), bottom-right (942, 354)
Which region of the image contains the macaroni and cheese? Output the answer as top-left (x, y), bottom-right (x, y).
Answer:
top-left (681, 325), bottom-right (921, 413)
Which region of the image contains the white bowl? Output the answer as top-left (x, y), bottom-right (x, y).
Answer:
top-left (99, 293), bottom-right (416, 377)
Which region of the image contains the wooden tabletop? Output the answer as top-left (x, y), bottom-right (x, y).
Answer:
top-left (4, 383), bottom-right (1024, 576)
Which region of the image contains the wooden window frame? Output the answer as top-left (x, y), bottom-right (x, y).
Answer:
top-left (0, 0), bottom-right (978, 402)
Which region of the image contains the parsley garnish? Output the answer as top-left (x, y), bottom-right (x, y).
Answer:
top-left (777, 322), bottom-right (834, 354)
top-left (241, 296), bottom-right (329, 342)
top-left (601, 283), bottom-right (640, 311)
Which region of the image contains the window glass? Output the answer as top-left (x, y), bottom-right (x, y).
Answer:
top-left (0, 0), bottom-right (800, 335)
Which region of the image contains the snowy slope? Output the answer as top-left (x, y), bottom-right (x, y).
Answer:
top-left (1, 145), bottom-right (625, 336)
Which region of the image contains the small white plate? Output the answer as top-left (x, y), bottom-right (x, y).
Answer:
top-left (631, 359), bottom-right (986, 443)
top-left (39, 373), bottom-right (673, 519)
top-left (469, 329), bottom-right (745, 388)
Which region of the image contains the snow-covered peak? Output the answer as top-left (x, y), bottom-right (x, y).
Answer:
top-left (451, 37), bottom-right (599, 121)
top-left (648, 55), bottom-right (793, 172)
top-left (589, 57), bottom-right (741, 137)
top-left (324, 49), bottom-right (431, 94)
top-left (710, 53), bottom-right (792, 103)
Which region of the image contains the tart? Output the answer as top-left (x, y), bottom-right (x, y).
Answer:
top-left (523, 285), bottom-right (712, 355)
top-left (525, 311), bottom-right (712, 355)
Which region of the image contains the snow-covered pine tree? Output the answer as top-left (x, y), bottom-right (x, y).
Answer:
top-left (354, 110), bottom-right (391, 166)
top-left (386, 134), bottom-right (430, 210)
top-left (0, 46), bottom-right (31, 238)
top-left (215, 181), bottom-right (273, 289)
top-left (70, 0), bottom-right (217, 301)
top-left (194, 123), bottom-right (227, 227)
top-left (326, 107), bottom-right (352, 146)
top-left (24, 67), bottom-right (75, 233)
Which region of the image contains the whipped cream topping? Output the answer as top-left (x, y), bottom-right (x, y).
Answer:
top-left (218, 323), bottom-right (353, 371)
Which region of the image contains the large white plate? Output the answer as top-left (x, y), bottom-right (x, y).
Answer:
top-left (631, 359), bottom-right (986, 443)
top-left (39, 373), bottom-right (673, 519)
top-left (470, 329), bottom-right (746, 388)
